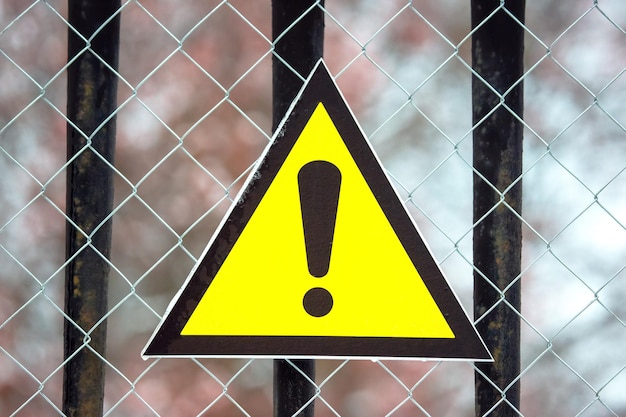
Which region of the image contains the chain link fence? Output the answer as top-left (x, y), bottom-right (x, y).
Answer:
top-left (1, 0), bottom-right (625, 416)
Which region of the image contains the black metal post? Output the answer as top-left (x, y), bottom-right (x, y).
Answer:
top-left (472, 1), bottom-right (524, 416)
top-left (63, 1), bottom-right (120, 416)
top-left (272, 1), bottom-right (324, 416)
top-left (272, 0), bottom-right (325, 130)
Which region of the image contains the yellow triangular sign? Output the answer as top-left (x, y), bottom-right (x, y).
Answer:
top-left (143, 61), bottom-right (491, 360)
top-left (182, 103), bottom-right (453, 339)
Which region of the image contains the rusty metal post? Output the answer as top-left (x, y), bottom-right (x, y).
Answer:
top-left (63, 1), bottom-right (120, 416)
top-left (272, 0), bottom-right (324, 416)
top-left (472, 1), bottom-right (525, 416)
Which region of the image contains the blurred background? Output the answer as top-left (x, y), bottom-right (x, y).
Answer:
top-left (1, 0), bottom-right (625, 415)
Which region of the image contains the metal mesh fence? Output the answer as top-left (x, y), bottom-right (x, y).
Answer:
top-left (1, 0), bottom-right (625, 416)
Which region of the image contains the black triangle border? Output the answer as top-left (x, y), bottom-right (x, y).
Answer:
top-left (143, 61), bottom-right (491, 360)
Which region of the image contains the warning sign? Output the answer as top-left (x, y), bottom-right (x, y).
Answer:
top-left (143, 61), bottom-right (491, 360)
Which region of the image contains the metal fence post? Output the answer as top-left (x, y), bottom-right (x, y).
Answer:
top-left (472, 1), bottom-right (524, 416)
top-left (63, 1), bottom-right (120, 416)
top-left (272, 1), bottom-right (324, 416)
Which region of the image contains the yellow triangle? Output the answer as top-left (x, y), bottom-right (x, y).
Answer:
top-left (181, 103), bottom-right (454, 339)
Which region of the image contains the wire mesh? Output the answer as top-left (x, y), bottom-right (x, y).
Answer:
top-left (1, 0), bottom-right (625, 416)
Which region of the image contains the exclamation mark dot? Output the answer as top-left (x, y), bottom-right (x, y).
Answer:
top-left (298, 160), bottom-right (341, 317)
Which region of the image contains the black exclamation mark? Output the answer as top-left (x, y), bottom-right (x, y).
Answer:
top-left (298, 160), bottom-right (341, 317)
